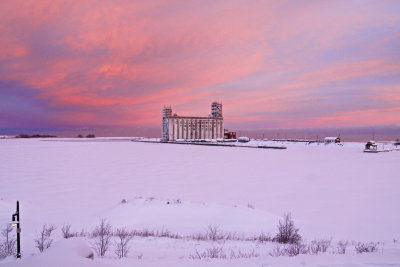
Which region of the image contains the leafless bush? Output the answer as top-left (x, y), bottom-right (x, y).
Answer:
top-left (191, 232), bottom-right (207, 241)
top-left (189, 247), bottom-right (227, 259)
top-left (79, 229), bottom-right (89, 237)
top-left (286, 242), bottom-right (309, 256)
top-left (114, 228), bottom-right (133, 258)
top-left (92, 219), bottom-right (112, 257)
top-left (230, 249), bottom-right (259, 259)
top-left (309, 241), bottom-right (319, 255)
top-left (61, 224), bottom-right (73, 239)
top-left (155, 229), bottom-right (180, 239)
top-left (189, 249), bottom-right (203, 259)
top-left (189, 228), bottom-right (241, 242)
top-left (132, 228), bottom-right (154, 238)
top-left (355, 242), bottom-right (379, 253)
top-left (255, 232), bottom-right (272, 243)
top-left (0, 225), bottom-right (16, 259)
top-left (116, 226), bottom-right (267, 243)
top-left (269, 244), bottom-right (288, 257)
top-left (309, 238), bottom-right (331, 254)
top-left (224, 231), bottom-right (243, 241)
top-left (336, 240), bottom-right (348, 254)
top-left (318, 239), bottom-right (331, 252)
top-left (35, 224), bottom-right (56, 252)
top-left (269, 243), bottom-right (308, 257)
top-left (207, 225), bottom-right (220, 241)
top-left (274, 213), bottom-right (301, 244)
top-left (0, 244), bottom-right (5, 259)
top-left (129, 228), bottom-right (181, 239)
top-left (61, 225), bottom-right (85, 238)
top-left (206, 247), bottom-right (226, 258)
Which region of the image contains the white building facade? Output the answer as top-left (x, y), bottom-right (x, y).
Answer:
top-left (162, 102), bottom-right (224, 141)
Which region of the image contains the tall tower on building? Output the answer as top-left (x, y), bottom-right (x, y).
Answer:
top-left (163, 106), bottom-right (172, 118)
top-left (211, 102), bottom-right (222, 117)
top-left (162, 106), bottom-right (172, 141)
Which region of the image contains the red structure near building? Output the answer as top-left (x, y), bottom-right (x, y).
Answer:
top-left (224, 129), bottom-right (237, 139)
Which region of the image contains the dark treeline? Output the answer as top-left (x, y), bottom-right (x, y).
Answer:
top-left (2, 125), bottom-right (399, 142)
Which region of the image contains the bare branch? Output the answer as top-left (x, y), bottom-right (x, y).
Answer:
top-left (91, 219), bottom-right (112, 257)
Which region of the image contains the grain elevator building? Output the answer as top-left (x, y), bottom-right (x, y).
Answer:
top-left (162, 102), bottom-right (224, 141)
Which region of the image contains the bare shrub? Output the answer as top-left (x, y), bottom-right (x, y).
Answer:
top-left (355, 242), bottom-right (379, 253)
top-left (120, 227), bottom-right (262, 243)
top-left (92, 219), bottom-right (112, 257)
top-left (188, 250), bottom-right (201, 260)
top-left (269, 243), bottom-right (308, 257)
top-left (129, 228), bottom-right (181, 239)
top-left (114, 228), bottom-right (133, 258)
top-left (61, 225), bottom-right (85, 238)
top-left (336, 240), bottom-right (348, 254)
top-left (155, 229), bottom-right (180, 239)
top-left (0, 225), bottom-right (16, 259)
top-left (189, 247), bottom-right (227, 259)
top-left (256, 232), bottom-right (272, 243)
top-left (309, 238), bottom-right (331, 254)
top-left (269, 244), bottom-right (287, 257)
top-left (61, 224), bottom-right (73, 239)
top-left (230, 249), bottom-right (259, 259)
top-left (133, 228), bottom-right (155, 238)
top-left (156, 229), bottom-right (173, 238)
top-left (205, 247), bottom-right (226, 258)
top-left (189, 228), bottom-right (240, 242)
top-left (35, 224), bottom-right (56, 252)
top-left (274, 213), bottom-right (301, 244)
top-left (319, 239), bottom-right (331, 252)
top-left (191, 232), bottom-right (207, 241)
top-left (286, 242), bottom-right (309, 256)
top-left (0, 244), bottom-right (5, 259)
top-left (207, 225), bottom-right (220, 241)
top-left (79, 229), bottom-right (89, 237)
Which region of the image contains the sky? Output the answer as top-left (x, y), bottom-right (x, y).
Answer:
top-left (0, 0), bottom-right (399, 131)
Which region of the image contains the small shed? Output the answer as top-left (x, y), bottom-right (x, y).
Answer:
top-left (324, 137), bottom-right (341, 144)
top-left (224, 129), bottom-right (237, 139)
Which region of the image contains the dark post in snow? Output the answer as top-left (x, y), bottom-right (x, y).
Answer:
top-left (12, 201), bottom-right (21, 258)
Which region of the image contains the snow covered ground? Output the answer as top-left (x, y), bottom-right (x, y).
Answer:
top-left (0, 138), bottom-right (399, 266)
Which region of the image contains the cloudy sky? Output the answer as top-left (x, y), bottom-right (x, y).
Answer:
top-left (1, 0), bottom-right (399, 130)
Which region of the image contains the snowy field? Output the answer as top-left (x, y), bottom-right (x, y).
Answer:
top-left (0, 138), bottom-right (400, 266)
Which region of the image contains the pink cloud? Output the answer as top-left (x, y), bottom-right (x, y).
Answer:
top-left (1, 0), bottom-right (399, 128)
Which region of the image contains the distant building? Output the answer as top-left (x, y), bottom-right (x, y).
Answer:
top-left (324, 137), bottom-right (341, 144)
top-left (162, 102), bottom-right (224, 142)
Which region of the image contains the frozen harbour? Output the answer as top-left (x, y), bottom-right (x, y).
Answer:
top-left (0, 138), bottom-right (400, 266)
